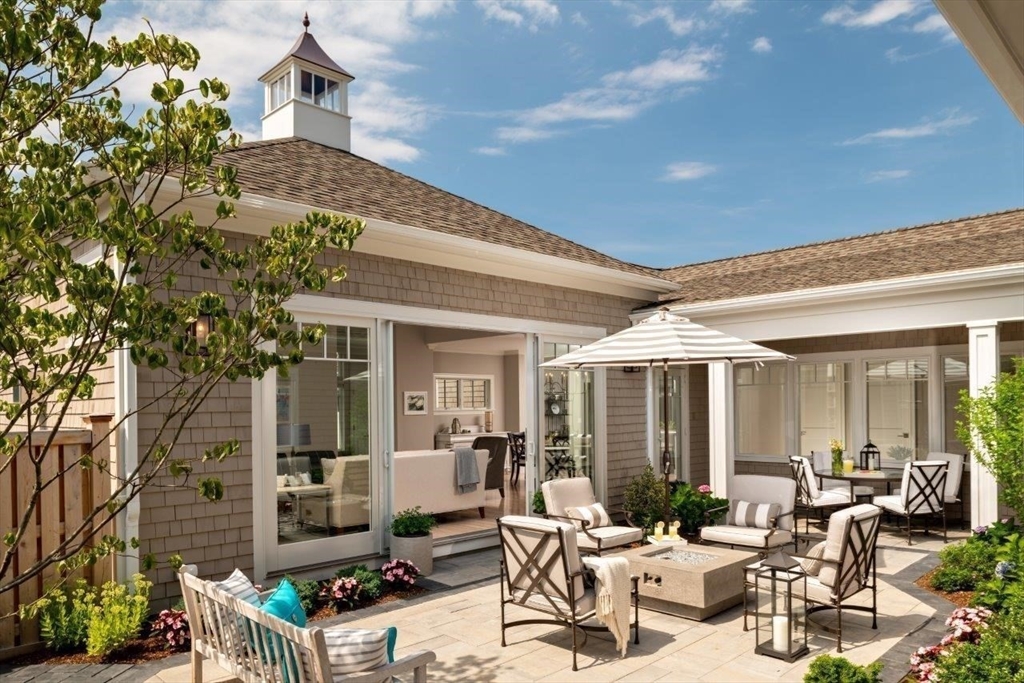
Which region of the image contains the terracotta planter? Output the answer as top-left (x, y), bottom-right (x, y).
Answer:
top-left (390, 532), bottom-right (433, 576)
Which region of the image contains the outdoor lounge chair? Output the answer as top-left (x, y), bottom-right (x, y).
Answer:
top-left (873, 460), bottom-right (949, 545)
top-left (790, 456), bottom-right (860, 541)
top-left (743, 503), bottom-right (882, 653)
top-left (473, 435), bottom-right (509, 498)
top-left (497, 515), bottom-right (639, 671)
top-left (541, 477), bottom-right (643, 555)
top-left (700, 475), bottom-right (797, 552)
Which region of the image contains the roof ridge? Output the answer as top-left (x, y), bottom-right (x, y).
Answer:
top-left (236, 137), bottom-right (657, 276)
top-left (660, 206), bottom-right (1024, 274)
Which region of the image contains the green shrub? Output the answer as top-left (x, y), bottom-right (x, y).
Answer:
top-left (284, 575), bottom-right (323, 615)
top-left (86, 574), bottom-right (152, 657)
top-left (335, 565), bottom-right (383, 600)
top-left (931, 538), bottom-right (999, 592)
top-left (803, 654), bottom-right (882, 683)
top-left (670, 482), bottom-right (727, 534)
top-left (532, 490), bottom-right (546, 515)
top-left (36, 579), bottom-right (97, 652)
top-left (934, 593), bottom-right (1024, 683)
top-left (390, 507), bottom-right (436, 537)
top-left (623, 464), bottom-right (666, 532)
top-left (973, 532), bottom-right (1024, 611)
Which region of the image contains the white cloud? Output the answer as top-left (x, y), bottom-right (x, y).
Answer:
top-left (601, 47), bottom-right (721, 90)
top-left (94, 0), bottom-right (452, 165)
top-left (913, 13), bottom-right (957, 42)
top-left (866, 169), bottom-right (911, 182)
top-left (473, 146), bottom-right (508, 156)
top-left (490, 46), bottom-right (721, 146)
top-left (822, 0), bottom-right (921, 28)
top-left (663, 161), bottom-right (718, 181)
top-left (841, 109), bottom-right (976, 145)
top-left (496, 126), bottom-right (559, 143)
top-left (475, 0), bottom-right (560, 32)
top-left (709, 0), bottom-right (754, 15)
top-left (751, 36), bottom-right (772, 53)
top-left (628, 5), bottom-right (702, 37)
top-left (571, 11), bottom-right (588, 27)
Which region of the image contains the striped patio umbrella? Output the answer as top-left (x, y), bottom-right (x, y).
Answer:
top-left (541, 308), bottom-right (794, 523)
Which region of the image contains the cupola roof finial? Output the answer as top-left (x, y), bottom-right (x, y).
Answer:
top-left (302, 12), bottom-right (310, 32)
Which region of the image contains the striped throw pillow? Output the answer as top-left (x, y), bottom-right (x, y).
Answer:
top-left (324, 627), bottom-right (393, 677)
top-left (565, 502), bottom-right (612, 530)
top-left (727, 500), bottom-right (782, 530)
top-left (213, 568), bottom-right (262, 607)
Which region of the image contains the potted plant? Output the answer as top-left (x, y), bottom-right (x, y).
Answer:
top-left (389, 507), bottom-right (437, 576)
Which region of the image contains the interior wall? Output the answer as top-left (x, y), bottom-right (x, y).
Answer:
top-left (393, 324), bottom-right (435, 451)
top-left (503, 353), bottom-right (520, 431)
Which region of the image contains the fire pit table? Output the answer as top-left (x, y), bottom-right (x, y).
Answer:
top-left (618, 543), bottom-right (758, 621)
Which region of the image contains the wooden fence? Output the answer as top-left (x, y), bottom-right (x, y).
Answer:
top-left (0, 415), bottom-right (116, 659)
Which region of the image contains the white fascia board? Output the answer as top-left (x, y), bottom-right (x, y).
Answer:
top-left (162, 184), bottom-right (678, 301)
top-left (643, 264), bottom-right (1024, 341)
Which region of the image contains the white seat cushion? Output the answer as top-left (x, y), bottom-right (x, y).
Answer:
top-left (700, 525), bottom-right (793, 549)
top-left (824, 485), bottom-right (875, 498)
top-left (873, 494), bottom-right (906, 514)
top-left (809, 489), bottom-right (851, 507)
top-left (745, 562), bottom-right (834, 604)
top-left (512, 586), bottom-right (596, 617)
top-left (576, 526), bottom-right (643, 551)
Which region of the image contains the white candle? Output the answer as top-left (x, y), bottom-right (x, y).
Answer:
top-left (772, 615), bottom-right (790, 652)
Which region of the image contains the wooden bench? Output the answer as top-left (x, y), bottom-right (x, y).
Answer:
top-left (178, 565), bottom-right (436, 683)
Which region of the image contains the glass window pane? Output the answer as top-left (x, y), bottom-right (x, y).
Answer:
top-left (314, 74), bottom-right (326, 107)
top-left (943, 355), bottom-right (969, 454)
top-left (349, 327), bottom-right (368, 360)
top-left (301, 323), bottom-right (325, 359)
top-left (798, 362), bottom-right (851, 457)
top-left (735, 363), bottom-right (787, 456)
top-left (300, 70), bottom-right (313, 101)
top-left (325, 79), bottom-right (339, 111)
top-left (435, 378), bottom-right (459, 410)
top-left (867, 358), bottom-right (928, 463)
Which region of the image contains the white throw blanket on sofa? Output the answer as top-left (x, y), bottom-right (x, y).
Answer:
top-left (583, 556), bottom-right (631, 656)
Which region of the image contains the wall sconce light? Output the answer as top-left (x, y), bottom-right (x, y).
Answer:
top-left (188, 313), bottom-right (214, 356)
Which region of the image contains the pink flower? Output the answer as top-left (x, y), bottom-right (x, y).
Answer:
top-left (697, 484), bottom-right (712, 494)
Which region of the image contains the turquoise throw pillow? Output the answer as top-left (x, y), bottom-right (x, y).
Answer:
top-left (260, 579), bottom-right (306, 627)
top-left (386, 626), bottom-right (397, 663)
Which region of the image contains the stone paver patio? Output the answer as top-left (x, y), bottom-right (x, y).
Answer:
top-left (0, 526), bottom-right (965, 683)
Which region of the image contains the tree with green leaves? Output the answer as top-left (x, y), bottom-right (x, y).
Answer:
top-left (956, 357), bottom-right (1024, 517)
top-left (0, 0), bottom-right (363, 612)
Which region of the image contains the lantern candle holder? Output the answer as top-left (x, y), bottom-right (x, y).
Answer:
top-left (860, 441), bottom-right (880, 471)
top-left (754, 551), bottom-right (809, 662)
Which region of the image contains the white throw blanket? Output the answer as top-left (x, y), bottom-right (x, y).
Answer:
top-left (583, 556), bottom-right (631, 656)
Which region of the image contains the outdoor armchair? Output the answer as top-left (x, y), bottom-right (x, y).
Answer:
top-left (743, 503), bottom-right (882, 653)
top-left (893, 452), bottom-right (965, 530)
top-left (699, 475), bottom-right (796, 552)
top-left (497, 515), bottom-right (640, 671)
top-left (873, 460), bottom-right (949, 545)
top-left (541, 477), bottom-right (643, 555)
top-left (790, 456), bottom-right (860, 540)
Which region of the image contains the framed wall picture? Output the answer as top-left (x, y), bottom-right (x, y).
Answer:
top-left (403, 391), bottom-right (428, 415)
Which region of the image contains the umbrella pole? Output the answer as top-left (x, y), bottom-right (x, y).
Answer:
top-left (662, 360), bottom-right (672, 525)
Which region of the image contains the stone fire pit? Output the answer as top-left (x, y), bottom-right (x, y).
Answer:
top-left (619, 543), bottom-right (758, 621)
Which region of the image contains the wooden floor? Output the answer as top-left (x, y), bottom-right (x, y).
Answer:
top-left (433, 479), bottom-right (526, 541)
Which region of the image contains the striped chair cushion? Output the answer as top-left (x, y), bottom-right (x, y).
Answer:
top-left (213, 568), bottom-right (262, 607)
top-left (564, 502), bottom-right (612, 530)
top-left (727, 500), bottom-right (782, 530)
top-left (324, 627), bottom-right (393, 677)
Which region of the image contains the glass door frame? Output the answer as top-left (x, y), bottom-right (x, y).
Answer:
top-left (533, 335), bottom-right (608, 509)
top-left (255, 311), bottom-right (381, 576)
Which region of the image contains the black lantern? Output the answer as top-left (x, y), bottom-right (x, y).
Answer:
top-left (860, 441), bottom-right (880, 471)
top-left (754, 551), bottom-right (809, 662)
top-left (188, 313), bottom-right (214, 356)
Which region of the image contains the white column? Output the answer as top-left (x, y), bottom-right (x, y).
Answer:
top-left (709, 363), bottom-right (735, 497)
top-left (968, 321), bottom-right (1000, 528)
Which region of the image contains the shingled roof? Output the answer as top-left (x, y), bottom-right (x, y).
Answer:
top-left (658, 208), bottom-right (1024, 306)
top-left (218, 138), bottom-right (658, 279)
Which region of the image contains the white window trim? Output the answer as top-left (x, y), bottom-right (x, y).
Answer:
top-left (734, 339), bottom-right (1024, 463)
top-left (433, 373), bottom-right (494, 413)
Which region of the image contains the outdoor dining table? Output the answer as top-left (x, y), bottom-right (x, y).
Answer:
top-left (815, 468), bottom-right (905, 500)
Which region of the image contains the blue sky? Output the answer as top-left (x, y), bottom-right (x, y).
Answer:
top-left (102, 0), bottom-right (1023, 268)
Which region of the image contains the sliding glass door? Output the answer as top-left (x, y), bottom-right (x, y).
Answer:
top-left (263, 319), bottom-right (378, 573)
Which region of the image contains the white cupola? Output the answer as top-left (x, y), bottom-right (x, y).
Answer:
top-left (259, 13), bottom-right (354, 150)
